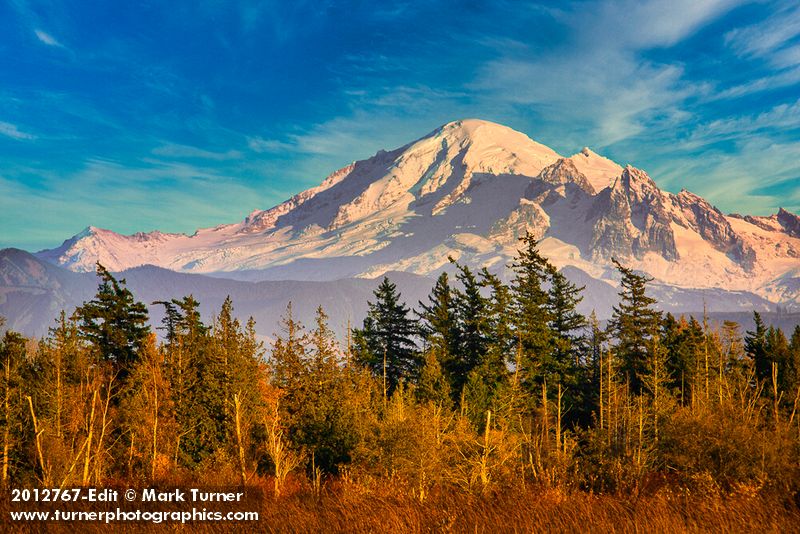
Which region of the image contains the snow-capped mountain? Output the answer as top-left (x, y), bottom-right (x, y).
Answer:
top-left (36, 119), bottom-right (800, 304)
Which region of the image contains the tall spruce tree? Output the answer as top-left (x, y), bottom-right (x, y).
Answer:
top-left (662, 315), bottom-right (705, 403)
top-left (583, 310), bottom-right (607, 422)
top-left (270, 303), bottom-right (308, 391)
top-left (460, 269), bottom-right (514, 420)
top-left (608, 259), bottom-right (661, 393)
top-left (0, 329), bottom-right (27, 485)
top-left (300, 306), bottom-right (358, 473)
top-left (745, 311), bottom-right (769, 383)
top-left (163, 296), bottom-right (208, 468)
top-left (511, 233), bottom-right (554, 388)
top-left (765, 326), bottom-right (792, 394)
top-left (417, 272), bottom-right (460, 388)
top-left (479, 268), bottom-right (514, 385)
top-left (788, 326), bottom-right (800, 396)
top-left (353, 277), bottom-right (418, 394)
top-left (547, 268), bottom-right (586, 381)
top-left (452, 264), bottom-right (490, 394)
top-left (75, 263), bottom-right (149, 381)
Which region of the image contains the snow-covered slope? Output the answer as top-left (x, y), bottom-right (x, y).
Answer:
top-left (567, 147), bottom-right (623, 193)
top-left (36, 118), bottom-right (800, 304)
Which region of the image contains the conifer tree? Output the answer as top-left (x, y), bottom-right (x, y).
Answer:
top-left (417, 272), bottom-right (459, 388)
top-left (353, 277), bottom-right (418, 393)
top-left (452, 264), bottom-right (490, 394)
top-left (153, 300), bottom-right (182, 348)
top-left (662, 315), bottom-right (704, 403)
top-left (745, 311), bottom-right (769, 382)
top-left (511, 233), bottom-right (553, 388)
top-left (0, 330), bottom-right (27, 485)
top-left (580, 310), bottom-right (607, 424)
top-left (300, 307), bottom-right (358, 473)
top-left (587, 311), bottom-right (606, 378)
top-left (75, 263), bottom-right (149, 381)
top-left (270, 303), bottom-right (308, 391)
top-left (608, 259), bottom-right (661, 393)
top-left (154, 295), bottom-right (208, 467)
top-left (787, 326), bottom-right (800, 399)
top-left (478, 269), bottom-right (514, 388)
top-left (547, 268), bottom-right (586, 383)
top-left (720, 320), bottom-right (744, 376)
top-left (458, 270), bottom-right (514, 421)
top-left (765, 326), bottom-right (793, 395)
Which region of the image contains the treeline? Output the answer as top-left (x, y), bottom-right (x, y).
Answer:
top-left (1, 234), bottom-right (799, 498)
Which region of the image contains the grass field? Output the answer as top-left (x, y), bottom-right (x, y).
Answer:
top-left (4, 479), bottom-right (799, 533)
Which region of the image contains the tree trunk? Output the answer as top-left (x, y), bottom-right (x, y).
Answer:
top-left (2, 352), bottom-right (10, 486)
top-left (94, 384), bottom-right (112, 482)
top-left (556, 383), bottom-right (563, 454)
top-left (541, 380), bottom-right (548, 449)
top-left (152, 364), bottom-right (159, 481)
top-left (599, 352), bottom-right (604, 430)
top-left (233, 393), bottom-right (247, 487)
top-left (82, 390), bottom-right (97, 486)
top-left (27, 396), bottom-right (49, 486)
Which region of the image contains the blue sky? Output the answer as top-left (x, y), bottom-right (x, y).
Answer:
top-left (2, 0), bottom-right (800, 251)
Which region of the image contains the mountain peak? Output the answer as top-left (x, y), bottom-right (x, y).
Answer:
top-left (430, 119), bottom-right (553, 151)
top-left (78, 226), bottom-right (99, 237)
top-left (776, 207), bottom-right (800, 238)
top-left (32, 119), bottom-right (800, 306)
top-left (437, 118), bottom-right (509, 133)
top-left (568, 146), bottom-right (623, 193)
top-left (418, 119), bottom-right (561, 176)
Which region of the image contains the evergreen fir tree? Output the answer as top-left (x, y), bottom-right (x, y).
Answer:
top-left (452, 264), bottom-right (490, 394)
top-left (75, 263), bottom-right (149, 382)
top-left (662, 315), bottom-right (704, 403)
top-left (478, 269), bottom-right (514, 388)
top-left (416, 272), bottom-right (459, 388)
top-left (510, 232), bottom-right (554, 388)
top-left (353, 277), bottom-right (418, 394)
top-left (298, 307), bottom-right (356, 473)
top-left (587, 310), bottom-right (606, 377)
top-left (787, 326), bottom-right (800, 399)
top-left (547, 268), bottom-right (586, 382)
top-left (270, 303), bottom-right (308, 391)
top-left (765, 326), bottom-right (792, 394)
top-left (0, 330), bottom-right (27, 484)
top-left (581, 310), bottom-right (607, 423)
top-left (608, 259), bottom-right (661, 393)
top-left (745, 311), bottom-right (769, 382)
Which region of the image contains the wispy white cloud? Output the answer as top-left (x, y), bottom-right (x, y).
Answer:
top-left (33, 29), bottom-right (64, 48)
top-left (587, 0), bottom-right (742, 48)
top-left (247, 137), bottom-right (295, 153)
top-left (651, 137), bottom-right (800, 215)
top-left (152, 143), bottom-right (242, 160)
top-left (724, 4), bottom-right (800, 63)
top-left (0, 121), bottom-right (35, 140)
top-left (473, 0), bottom-right (744, 147)
top-left (0, 156), bottom-right (279, 250)
top-left (715, 66), bottom-right (800, 99)
top-left (715, 4), bottom-right (800, 99)
top-left (681, 99), bottom-right (800, 149)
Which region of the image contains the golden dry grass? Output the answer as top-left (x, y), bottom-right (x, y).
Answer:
top-left (3, 478), bottom-right (799, 533)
